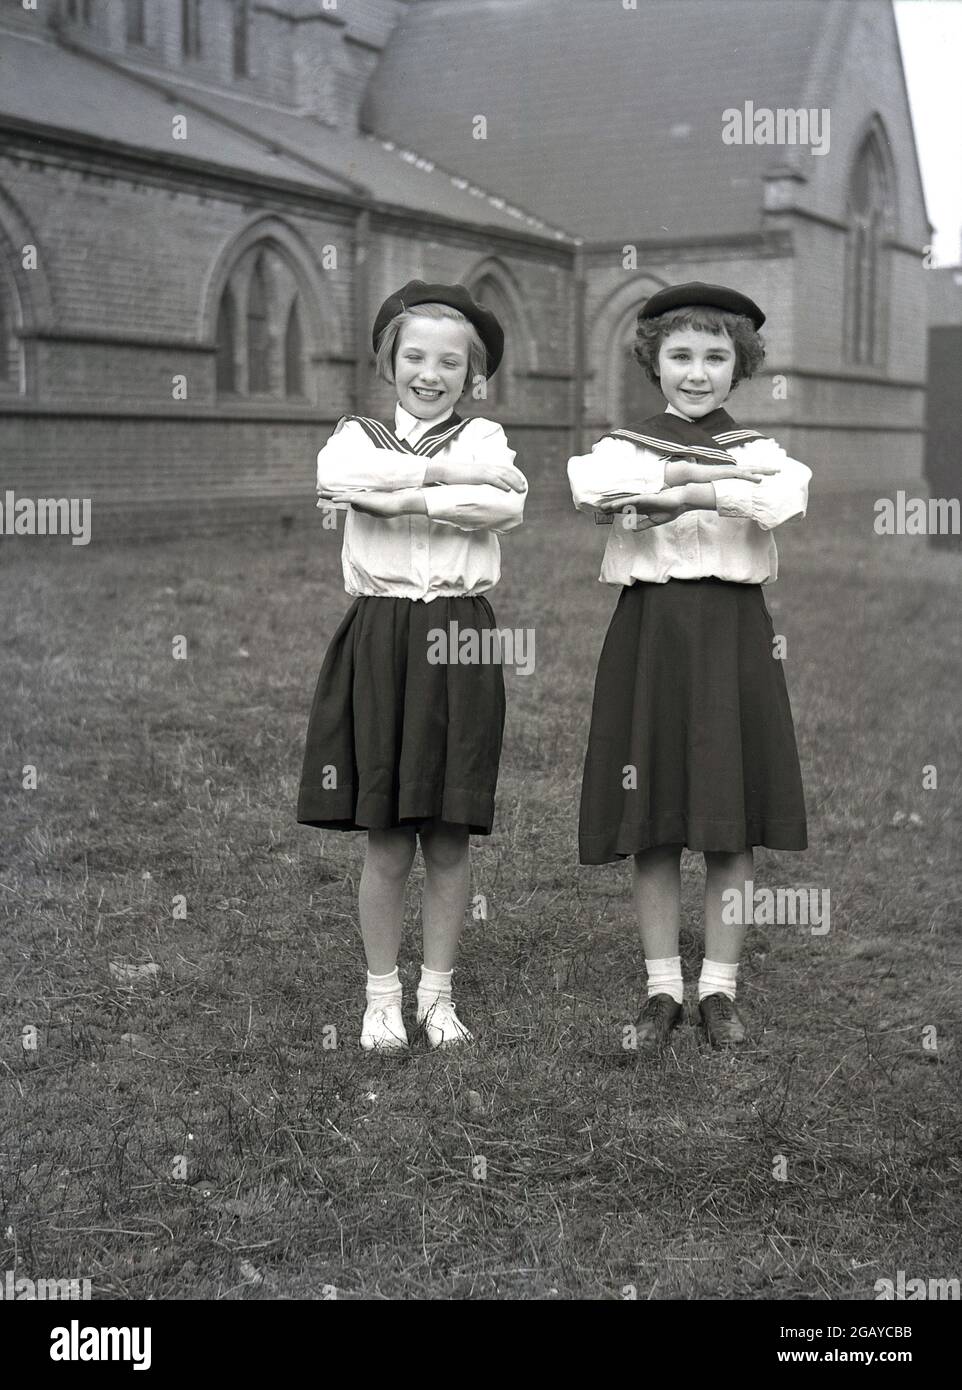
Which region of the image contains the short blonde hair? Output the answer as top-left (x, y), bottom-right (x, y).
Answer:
top-left (375, 302), bottom-right (488, 388)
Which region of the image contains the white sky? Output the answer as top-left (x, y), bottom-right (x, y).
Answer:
top-left (894, 0), bottom-right (962, 264)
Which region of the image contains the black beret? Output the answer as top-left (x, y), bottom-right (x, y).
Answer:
top-left (639, 282), bottom-right (765, 330)
top-left (372, 280), bottom-right (505, 377)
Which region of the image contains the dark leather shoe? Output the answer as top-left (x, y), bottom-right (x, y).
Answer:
top-left (634, 993), bottom-right (683, 1051)
top-left (699, 993), bottom-right (747, 1046)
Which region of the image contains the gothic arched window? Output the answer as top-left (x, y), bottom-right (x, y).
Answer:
top-left (182, 0), bottom-right (202, 59)
top-left (620, 336), bottom-right (666, 428)
top-left (233, 0), bottom-right (250, 77)
top-left (284, 299), bottom-right (303, 397)
top-left (213, 239), bottom-right (311, 402)
top-left (0, 269), bottom-right (25, 394)
top-left (469, 274), bottom-right (516, 409)
top-left (126, 0), bottom-right (146, 44)
top-left (215, 288), bottom-right (236, 394)
top-left (247, 257), bottom-right (270, 393)
top-left (845, 132), bottom-right (891, 367)
top-left (0, 291), bottom-right (9, 383)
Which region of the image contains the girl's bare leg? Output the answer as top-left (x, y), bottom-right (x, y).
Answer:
top-left (419, 820), bottom-right (471, 971)
top-left (632, 843), bottom-right (684, 956)
top-left (358, 827), bottom-right (417, 973)
top-left (703, 849), bottom-right (753, 963)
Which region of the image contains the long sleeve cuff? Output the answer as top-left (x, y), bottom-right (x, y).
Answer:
top-left (315, 423), bottom-right (428, 493)
top-left (567, 439), bottom-right (667, 513)
top-left (713, 460), bottom-right (812, 530)
top-left (712, 478), bottom-right (756, 519)
top-left (423, 483), bottom-right (526, 532)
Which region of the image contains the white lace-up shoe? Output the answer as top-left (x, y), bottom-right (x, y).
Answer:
top-left (360, 1000), bottom-right (409, 1052)
top-left (417, 999), bottom-right (474, 1049)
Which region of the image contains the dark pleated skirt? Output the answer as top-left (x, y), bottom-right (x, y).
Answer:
top-left (579, 578), bottom-right (808, 863)
top-left (297, 594), bottom-right (506, 834)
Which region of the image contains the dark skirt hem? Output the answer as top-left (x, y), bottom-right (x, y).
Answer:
top-left (579, 816), bottom-right (809, 864)
top-left (297, 784), bottom-right (496, 836)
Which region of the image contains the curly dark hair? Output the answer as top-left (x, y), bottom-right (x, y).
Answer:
top-left (633, 304), bottom-right (765, 391)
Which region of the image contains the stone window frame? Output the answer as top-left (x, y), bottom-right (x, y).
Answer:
top-left (63, 0), bottom-right (95, 25)
top-left (0, 271), bottom-right (21, 396)
top-left (844, 117), bottom-right (897, 371)
top-left (588, 274), bottom-right (670, 432)
top-left (181, 0), bottom-right (203, 62)
top-left (233, 0), bottom-right (252, 78)
top-left (0, 203), bottom-right (45, 400)
top-left (204, 217), bottom-right (344, 408)
top-left (463, 256), bottom-right (537, 413)
top-left (0, 186), bottom-right (56, 401)
top-left (125, 0), bottom-right (147, 47)
top-left (214, 245), bottom-right (306, 401)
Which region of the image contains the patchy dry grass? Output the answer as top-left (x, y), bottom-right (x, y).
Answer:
top-left (0, 487), bottom-right (959, 1299)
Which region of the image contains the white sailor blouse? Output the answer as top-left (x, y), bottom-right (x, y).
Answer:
top-left (567, 405), bottom-right (811, 586)
top-left (315, 403), bottom-right (525, 601)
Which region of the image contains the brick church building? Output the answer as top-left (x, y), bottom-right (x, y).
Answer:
top-left (0, 0), bottom-right (931, 534)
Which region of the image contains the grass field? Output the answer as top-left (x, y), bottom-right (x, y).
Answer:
top-left (1, 486), bottom-right (959, 1300)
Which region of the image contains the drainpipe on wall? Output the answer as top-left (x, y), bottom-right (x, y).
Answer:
top-left (573, 242), bottom-right (586, 457)
top-left (354, 207), bottom-right (371, 416)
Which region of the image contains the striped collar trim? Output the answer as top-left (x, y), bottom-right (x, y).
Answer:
top-left (344, 413), bottom-right (468, 456)
top-left (606, 425), bottom-right (767, 464)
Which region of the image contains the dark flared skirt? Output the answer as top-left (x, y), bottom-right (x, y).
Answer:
top-left (297, 594), bottom-right (506, 834)
top-left (579, 578), bottom-right (808, 863)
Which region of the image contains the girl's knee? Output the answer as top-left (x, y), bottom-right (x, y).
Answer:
top-left (420, 821), bottom-right (470, 871)
top-left (366, 829), bottom-right (417, 879)
top-left (634, 842), bottom-right (683, 866)
top-left (704, 848), bottom-right (752, 865)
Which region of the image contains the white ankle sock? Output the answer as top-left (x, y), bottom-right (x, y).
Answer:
top-left (645, 956), bottom-right (683, 1004)
top-left (698, 959), bottom-right (738, 1002)
top-left (366, 967), bottom-right (402, 1008)
top-left (417, 965), bottom-right (453, 1014)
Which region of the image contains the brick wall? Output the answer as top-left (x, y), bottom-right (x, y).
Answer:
top-left (0, 411), bottom-right (571, 537)
top-left (0, 132), bottom-right (574, 536)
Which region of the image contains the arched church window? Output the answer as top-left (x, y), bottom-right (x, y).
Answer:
top-left (845, 132), bottom-right (891, 367)
top-left (0, 290), bottom-right (8, 383)
top-left (247, 257), bottom-right (270, 394)
top-left (215, 288), bottom-right (236, 394)
top-left (213, 239), bottom-right (312, 403)
top-left (0, 270), bottom-right (26, 394)
top-left (233, 0), bottom-right (251, 77)
top-left (284, 299), bottom-right (304, 398)
top-left (0, 290), bottom-right (8, 381)
top-left (182, 0), bottom-right (202, 60)
top-left (620, 339), bottom-right (666, 427)
top-left (470, 273), bottom-right (515, 409)
top-left (126, 0), bottom-right (146, 45)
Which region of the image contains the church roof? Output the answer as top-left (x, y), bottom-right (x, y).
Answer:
top-left (174, 85), bottom-right (570, 238)
top-left (0, 26), bottom-right (568, 242)
top-left (362, 0), bottom-right (846, 242)
top-left (0, 29), bottom-right (343, 190)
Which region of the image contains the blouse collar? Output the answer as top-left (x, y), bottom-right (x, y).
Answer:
top-left (395, 402), bottom-right (455, 444)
